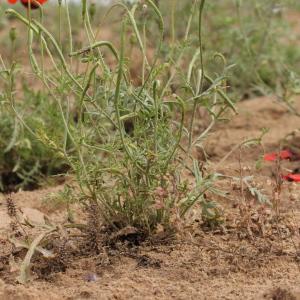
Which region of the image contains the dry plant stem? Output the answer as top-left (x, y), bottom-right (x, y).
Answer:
top-left (239, 147), bottom-right (245, 203)
top-left (214, 137), bottom-right (262, 172)
top-left (17, 227), bottom-right (56, 284)
top-left (273, 153), bottom-right (286, 253)
top-left (290, 210), bottom-right (300, 269)
top-left (273, 151), bottom-right (283, 218)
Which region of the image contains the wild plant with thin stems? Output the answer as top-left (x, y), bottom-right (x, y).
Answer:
top-left (4, 0), bottom-right (235, 234)
top-left (0, 17), bottom-right (71, 191)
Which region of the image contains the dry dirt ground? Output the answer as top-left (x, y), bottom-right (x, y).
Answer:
top-left (1, 96), bottom-right (300, 300)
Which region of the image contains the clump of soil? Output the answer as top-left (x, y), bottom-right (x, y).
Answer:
top-left (264, 287), bottom-right (299, 300)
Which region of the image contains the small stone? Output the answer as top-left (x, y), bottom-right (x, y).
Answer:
top-left (84, 273), bottom-right (97, 282)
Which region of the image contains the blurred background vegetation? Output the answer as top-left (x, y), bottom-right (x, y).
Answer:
top-left (0, 0), bottom-right (299, 192)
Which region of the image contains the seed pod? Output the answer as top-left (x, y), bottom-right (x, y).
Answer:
top-left (6, 197), bottom-right (17, 218)
top-left (82, 0), bottom-right (87, 22)
top-left (89, 2), bottom-right (96, 21)
top-left (9, 27), bottom-right (17, 43)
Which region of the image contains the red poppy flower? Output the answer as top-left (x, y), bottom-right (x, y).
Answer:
top-left (264, 150), bottom-right (293, 162)
top-left (282, 173), bottom-right (300, 182)
top-left (7, 0), bottom-right (47, 9)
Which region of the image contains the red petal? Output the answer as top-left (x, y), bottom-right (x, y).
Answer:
top-left (283, 174), bottom-right (300, 182)
top-left (280, 150), bottom-right (293, 160)
top-left (264, 152), bottom-right (278, 161)
top-left (8, 0), bottom-right (18, 3)
top-left (19, 0), bottom-right (47, 8)
top-left (264, 150), bottom-right (293, 162)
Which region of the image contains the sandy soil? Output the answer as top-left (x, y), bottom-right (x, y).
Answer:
top-left (1, 96), bottom-right (300, 300)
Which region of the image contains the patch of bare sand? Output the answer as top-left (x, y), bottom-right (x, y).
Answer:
top-left (0, 185), bottom-right (64, 233)
top-left (204, 96), bottom-right (300, 160)
top-left (286, 9), bottom-right (300, 38)
top-left (2, 236), bottom-right (299, 300)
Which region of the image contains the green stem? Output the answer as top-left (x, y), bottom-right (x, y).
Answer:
top-left (188, 0), bottom-right (205, 151)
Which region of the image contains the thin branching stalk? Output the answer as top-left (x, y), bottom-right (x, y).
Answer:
top-left (188, 0), bottom-right (205, 151)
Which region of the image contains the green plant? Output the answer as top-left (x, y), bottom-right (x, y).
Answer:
top-left (0, 62), bottom-right (68, 192)
top-left (3, 0), bottom-right (235, 236)
top-left (154, 0), bottom-right (300, 102)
